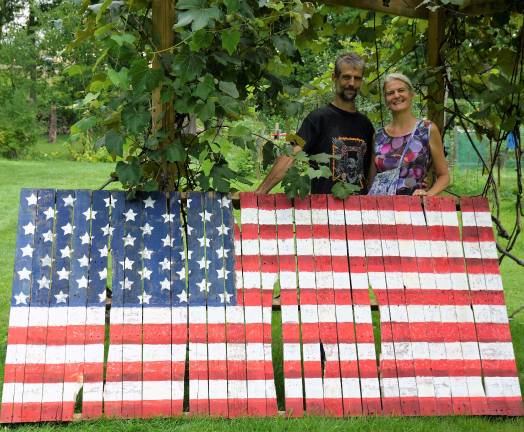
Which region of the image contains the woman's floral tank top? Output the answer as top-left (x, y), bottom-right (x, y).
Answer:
top-left (374, 120), bottom-right (431, 195)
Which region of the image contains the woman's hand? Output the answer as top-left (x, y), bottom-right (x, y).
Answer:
top-left (413, 189), bottom-right (428, 196)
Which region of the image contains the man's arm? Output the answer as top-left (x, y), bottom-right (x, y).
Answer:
top-left (255, 145), bottom-right (302, 194)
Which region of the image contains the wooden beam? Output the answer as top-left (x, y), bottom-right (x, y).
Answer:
top-left (318, 0), bottom-right (429, 19)
top-left (427, 8), bottom-right (446, 134)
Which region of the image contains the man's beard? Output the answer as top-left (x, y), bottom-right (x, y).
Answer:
top-left (337, 87), bottom-right (357, 102)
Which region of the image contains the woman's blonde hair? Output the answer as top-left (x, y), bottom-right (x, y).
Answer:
top-left (383, 73), bottom-right (414, 94)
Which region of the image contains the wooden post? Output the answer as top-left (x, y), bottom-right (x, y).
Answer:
top-left (427, 9), bottom-right (446, 133)
top-left (151, 0), bottom-right (175, 134)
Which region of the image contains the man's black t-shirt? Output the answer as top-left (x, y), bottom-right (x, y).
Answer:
top-left (298, 103), bottom-right (374, 194)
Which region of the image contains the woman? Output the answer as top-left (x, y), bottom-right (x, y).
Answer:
top-left (369, 73), bottom-right (449, 196)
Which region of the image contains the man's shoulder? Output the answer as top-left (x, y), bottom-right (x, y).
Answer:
top-left (304, 104), bottom-right (334, 120)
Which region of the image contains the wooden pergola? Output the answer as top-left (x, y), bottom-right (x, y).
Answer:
top-left (151, 0), bottom-right (521, 134)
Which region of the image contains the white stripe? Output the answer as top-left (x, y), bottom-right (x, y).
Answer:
top-left (228, 379), bottom-right (248, 399)
top-left (4, 382), bottom-right (80, 403)
top-left (85, 307), bottom-right (105, 325)
top-left (297, 271), bottom-right (316, 288)
top-left (341, 378), bottom-right (361, 398)
top-left (275, 208), bottom-right (293, 224)
top-left (312, 238), bottom-right (332, 255)
top-left (475, 212), bottom-right (492, 228)
top-left (284, 378), bottom-right (303, 398)
top-left (283, 343), bottom-right (301, 361)
top-left (485, 376), bottom-right (522, 398)
top-left (441, 211), bottom-right (459, 227)
top-left (257, 209), bottom-right (275, 225)
top-left (295, 239), bottom-right (313, 254)
top-left (171, 307), bottom-right (187, 323)
top-left (281, 305), bottom-right (299, 323)
top-left (242, 271), bottom-right (260, 289)
top-left (143, 307), bottom-right (171, 324)
top-left (142, 344), bottom-right (171, 362)
top-left (344, 210), bottom-right (363, 225)
top-left (311, 209), bottom-right (328, 225)
top-left (302, 343), bottom-right (321, 361)
top-left (461, 212), bottom-right (476, 227)
top-left (338, 343), bottom-right (357, 360)
top-left (380, 305), bottom-right (508, 323)
top-left (142, 380), bottom-right (171, 400)
top-left (27, 307), bottom-right (49, 326)
top-left (328, 209), bottom-right (346, 225)
top-left (123, 307), bottom-right (142, 324)
top-left (244, 307), bottom-right (263, 324)
top-left (240, 208), bottom-right (258, 224)
top-left (360, 377), bottom-right (381, 398)
top-left (82, 382), bottom-right (104, 402)
top-left (279, 271), bottom-right (297, 288)
top-left (304, 377), bottom-right (323, 398)
top-left (357, 343), bottom-right (377, 360)
top-left (188, 307), bottom-right (207, 323)
top-left (347, 240), bottom-right (365, 257)
top-left (8, 307), bottom-right (29, 327)
top-left (276, 238), bottom-right (295, 255)
top-left (247, 379), bottom-right (274, 398)
top-left (294, 209), bottom-right (312, 225)
top-left (323, 377), bottom-right (342, 398)
top-left (474, 305), bottom-right (509, 323)
top-left (208, 380), bottom-right (228, 399)
top-left (207, 307), bottom-right (225, 324)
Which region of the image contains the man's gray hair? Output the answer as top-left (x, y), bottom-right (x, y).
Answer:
top-left (334, 52), bottom-right (365, 76)
top-left (383, 73), bottom-right (414, 93)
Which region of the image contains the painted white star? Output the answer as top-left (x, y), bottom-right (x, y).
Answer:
top-left (99, 245), bottom-right (109, 257)
top-left (26, 193), bottom-right (37, 206)
top-left (78, 255), bottom-right (89, 267)
top-left (20, 244), bottom-right (34, 257)
top-left (138, 292), bottom-right (152, 304)
top-left (99, 268), bottom-right (107, 280)
top-left (83, 209), bottom-right (97, 220)
top-left (43, 230), bottom-right (54, 243)
top-left (23, 222), bottom-right (35, 235)
top-left (63, 194), bottom-right (75, 207)
top-left (80, 232), bottom-right (91, 245)
top-left (123, 233), bottom-right (136, 247)
top-left (180, 225), bottom-right (194, 235)
top-left (17, 267), bottom-right (31, 280)
top-left (14, 291), bottom-right (29, 305)
top-left (61, 223), bottom-right (74, 235)
top-left (143, 196), bottom-right (156, 208)
top-left (219, 291), bottom-right (233, 304)
top-left (199, 210), bottom-right (212, 222)
top-left (160, 277), bottom-right (170, 291)
top-left (177, 289), bottom-right (189, 303)
top-left (77, 276), bottom-right (88, 289)
top-left (197, 256), bottom-right (210, 269)
top-left (187, 250), bottom-right (193, 259)
top-left (198, 236), bottom-right (210, 247)
top-left (160, 258), bottom-right (170, 271)
top-left (216, 247), bottom-right (230, 259)
top-left (162, 235), bottom-right (173, 247)
top-left (140, 223), bottom-right (153, 236)
top-left (104, 197), bottom-right (116, 208)
top-left (162, 213), bottom-right (174, 223)
top-left (138, 267), bottom-right (152, 280)
top-left (55, 290), bottom-right (69, 304)
top-left (216, 267), bottom-right (230, 280)
top-left (101, 224), bottom-right (114, 236)
top-left (176, 268), bottom-right (188, 281)
top-left (40, 255), bottom-right (53, 268)
top-left (119, 258), bottom-right (134, 270)
top-left (216, 224), bottom-right (230, 235)
top-left (140, 247), bottom-right (153, 260)
top-left (120, 277), bottom-right (133, 290)
top-left (187, 198), bottom-right (192, 207)
top-left (196, 278), bottom-right (208, 292)
top-left (98, 290), bottom-right (107, 303)
top-left (43, 207), bottom-right (55, 220)
top-left (57, 267), bottom-right (70, 280)
top-left (124, 209), bottom-right (137, 221)
top-left (60, 245), bottom-right (72, 258)
top-left (37, 276), bottom-right (50, 290)
top-left (220, 196), bottom-right (231, 208)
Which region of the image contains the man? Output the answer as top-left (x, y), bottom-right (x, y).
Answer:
top-left (255, 52), bottom-right (374, 194)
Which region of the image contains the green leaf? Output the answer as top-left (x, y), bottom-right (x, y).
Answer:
top-left (218, 95), bottom-right (241, 117)
top-left (219, 81), bottom-right (239, 98)
top-left (221, 27), bottom-right (241, 55)
top-left (196, 99), bottom-right (216, 122)
top-left (262, 141), bottom-right (276, 169)
top-left (107, 67), bottom-right (130, 89)
top-left (309, 153), bottom-right (333, 164)
top-left (190, 29), bottom-right (214, 52)
top-left (194, 74), bottom-right (215, 100)
top-left (165, 141), bottom-right (187, 162)
top-left (224, 0), bottom-right (240, 13)
top-left (331, 181), bottom-right (360, 199)
top-left (282, 166), bottom-right (310, 199)
top-left (64, 64), bottom-right (86, 76)
top-left (111, 33), bottom-right (136, 47)
top-left (173, 52), bottom-right (205, 82)
top-left (71, 116), bottom-right (97, 133)
top-left (175, 6), bottom-right (221, 31)
top-left (104, 130), bottom-right (124, 157)
top-left (272, 35), bottom-right (296, 56)
top-left (116, 160), bottom-right (142, 186)
top-left (229, 123), bottom-right (250, 137)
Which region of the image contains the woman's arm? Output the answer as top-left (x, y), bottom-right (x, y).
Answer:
top-left (413, 122), bottom-right (449, 196)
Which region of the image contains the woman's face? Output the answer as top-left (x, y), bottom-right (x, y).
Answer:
top-left (384, 79), bottom-right (414, 112)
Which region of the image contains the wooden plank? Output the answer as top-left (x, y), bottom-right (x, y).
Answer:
top-left (20, 189), bottom-right (55, 423)
top-left (82, 190), bottom-right (110, 419)
top-left (326, 195), bottom-right (362, 416)
top-left (408, 197), bottom-right (454, 415)
top-left (239, 192), bottom-right (270, 416)
top-left (169, 192), bottom-right (186, 415)
top-left (377, 196), bottom-right (420, 416)
top-left (294, 196), bottom-right (324, 414)
top-left (310, 195), bottom-right (343, 417)
top-left (39, 191), bottom-right (74, 421)
top-left (392, 196), bottom-right (439, 416)
top-left (206, 192), bottom-right (229, 417)
top-left (319, 0), bottom-right (428, 19)
top-left (438, 197), bottom-right (488, 415)
top-left (103, 191), bottom-right (126, 417)
top-left (0, 189), bottom-right (39, 423)
top-left (343, 196), bottom-right (381, 415)
top-left (360, 195), bottom-right (402, 415)
top-left (187, 192), bottom-right (209, 415)
top-left (274, 193), bottom-right (304, 417)
top-left (141, 192), bottom-right (172, 418)
top-left (466, 197), bottom-right (524, 415)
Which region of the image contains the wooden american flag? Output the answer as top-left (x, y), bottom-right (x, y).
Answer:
top-left (0, 190), bottom-right (522, 422)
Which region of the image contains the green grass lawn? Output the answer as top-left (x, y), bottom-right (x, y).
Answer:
top-left (0, 159), bottom-right (522, 431)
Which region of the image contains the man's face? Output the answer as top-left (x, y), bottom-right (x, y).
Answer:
top-left (333, 63), bottom-right (364, 102)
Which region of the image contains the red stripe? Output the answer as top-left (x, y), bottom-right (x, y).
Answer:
top-left (371, 289), bottom-right (506, 305)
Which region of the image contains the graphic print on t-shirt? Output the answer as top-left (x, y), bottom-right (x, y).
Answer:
top-left (331, 136), bottom-right (367, 186)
